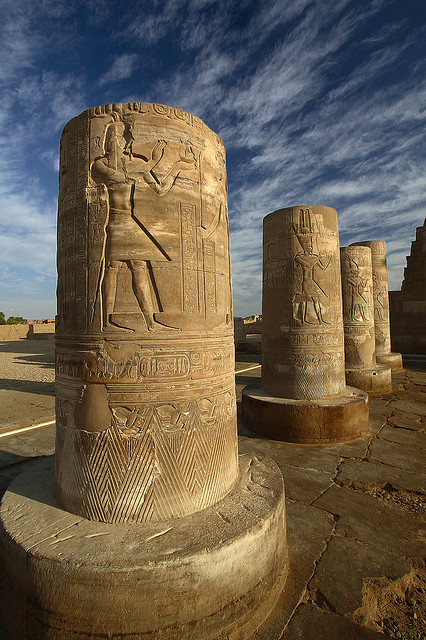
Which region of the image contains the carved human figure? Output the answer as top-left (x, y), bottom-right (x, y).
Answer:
top-left (346, 258), bottom-right (368, 321)
top-left (91, 120), bottom-right (196, 330)
top-left (293, 235), bottom-right (331, 324)
top-left (372, 273), bottom-right (387, 322)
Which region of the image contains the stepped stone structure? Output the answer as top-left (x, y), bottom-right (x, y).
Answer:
top-left (242, 205), bottom-right (369, 443)
top-left (0, 103), bottom-right (288, 640)
top-left (389, 219), bottom-right (426, 354)
top-left (340, 245), bottom-right (392, 393)
top-left (351, 240), bottom-right (402, 371)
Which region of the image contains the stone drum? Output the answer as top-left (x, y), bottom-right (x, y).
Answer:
top-left (340, 245), bottom-right (392, 393)
top-left (351, 240), bottom-right (402, 371)
top-left (242, 205), bottom-right (369, 443)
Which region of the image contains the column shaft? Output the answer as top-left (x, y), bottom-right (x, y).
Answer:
top-left (55, 103), bottom-right (238, 523)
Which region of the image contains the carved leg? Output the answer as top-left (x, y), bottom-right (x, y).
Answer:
top-left (129, 260), bottom-right (155, 330)
top-left (303, 301), bottom-right (315, 325)
top-left (102, 262), bottom-right (120, 329)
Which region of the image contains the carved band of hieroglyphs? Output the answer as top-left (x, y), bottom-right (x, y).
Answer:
top-left (56, 354), bottom-right (84, 377)
top-left (181, 203), bottom-right (199, 313)
top-left (87, 103), bottom-right (224, 149)
top-left (84, 353), bottom-right (191, 381)
top-left (288, 332), bottom-right (342, 346)
top-left (287, 351), bottom-right (345, 367)
top-left (56, 343), bottom-right (235, 382)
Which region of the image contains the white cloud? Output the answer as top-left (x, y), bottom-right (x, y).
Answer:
top-left (98, 54), bottom-right (139, 86)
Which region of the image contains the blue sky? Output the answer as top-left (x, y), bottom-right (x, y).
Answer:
top-left (0, 0), bottom-right (424, 319)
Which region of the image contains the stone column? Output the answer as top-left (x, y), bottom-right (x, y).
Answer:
top-left (242, 205), bottom-right (369, 443)
top-left (340, 245), bottom-right (392, 393)
top-left (351, 240), bottom-right (403, 371)
top-left (54, 102), bottom-right (239, 523)
top-left (0, 103), bottom-right (289, 640)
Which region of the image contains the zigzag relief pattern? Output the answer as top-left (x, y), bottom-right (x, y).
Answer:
top-left (59, 392), bottom-right (238, 523)
top-left (293, 365), bottom-right (324, 400)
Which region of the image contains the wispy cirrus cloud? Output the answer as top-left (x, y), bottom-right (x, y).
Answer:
top-left (98, 53), bottom-right (140, 86)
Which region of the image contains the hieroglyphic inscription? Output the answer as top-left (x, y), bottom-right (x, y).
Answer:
top-left (203, 238), bottom-right (216, 314)
top-left (181, 203), bottom-right (199, 313)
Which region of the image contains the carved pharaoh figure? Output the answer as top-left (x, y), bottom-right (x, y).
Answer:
top-left (91, 119), bottom-right (197, 331)
top-left (293, 234), bottom-right (331, 325)
top-left (345, 258), bottom-right (368, 322)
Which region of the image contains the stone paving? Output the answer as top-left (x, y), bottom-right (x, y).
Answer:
top-left (0, 340), bottom-right (424, 639)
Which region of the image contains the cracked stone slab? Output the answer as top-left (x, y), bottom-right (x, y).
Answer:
top-left (388, 410), bottom-right (424, 431)
top-left (0, 389), bottom-right (55, 431)
top-left (272, 464), bottom-right (333, 504)
top-left (280, 602), bottom-right (385, 639)
top-left (0, 438), bottom-right (42, 466)
top-left (307, 534), bottom-right (412, 616)
top-left (378, 424), bottom-right (425, 446)
top-left (386, 396), bottom-right (426, 416)
top-left (369, 437), bottom-right (425, 474)
top-left (239, 436), bottom-right (344, 475)
top-left (336, 458), bottom-right (424, 494)
top-left (403, 371), bottom-right (426, 386)
top-left (313, 484), bottom-right (425, 557)
top-left (252, 501), bottom-right (335, 640)
top-left (239, 438), bottom-right (333, 503)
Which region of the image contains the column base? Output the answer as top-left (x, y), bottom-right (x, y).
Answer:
top-left (345, 364), bottom-right (392, 394)
top-left (376, 351), bottom-right (403, 372)
top-left (242, 384), bottom-right (369, 444)
top-left (0, 454), bottom-right (288, 640)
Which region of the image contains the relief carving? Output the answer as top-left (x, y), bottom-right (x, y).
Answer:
top-left (292, 210), bottom-right (331, 325)
top-left (90, 118), bottom-right (197, 332)
top-left (345, 258), bottom-right (369, 321)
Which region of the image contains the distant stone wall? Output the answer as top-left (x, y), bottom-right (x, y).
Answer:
top-left (244, 317), bottom-right (263, 334)
top-left (234, 317), bottom-right (247, 345)
top-left (27, 324), bottom-right (55, 339)
top-left (0, 324), bottom-right (55, 341)
top-left (0, 325), bottom-right (29, 341)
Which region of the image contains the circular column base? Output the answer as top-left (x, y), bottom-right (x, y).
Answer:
top-left (242, 384), bottom-right (369, 444)
top-left (376, 351), bottom-right (403, 372)
top-left (345, 364), bottom-right (392, 394)
top-left (0, 454), bottom-right (288, 640)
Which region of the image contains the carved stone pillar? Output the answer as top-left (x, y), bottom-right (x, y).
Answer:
top-left (242, 205), bottom-right (369, 443)
top-left (340, 245), bottom-right (392, 393)
top-left (351, 240), bottom-right (402, 371)
top-left (55, 102), bottom-right (238, 523)
top-left (0, 104), bottom-right (289, 640)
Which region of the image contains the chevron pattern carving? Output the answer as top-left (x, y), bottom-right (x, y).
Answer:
top-left (56, 392), bottom-right (238, 523)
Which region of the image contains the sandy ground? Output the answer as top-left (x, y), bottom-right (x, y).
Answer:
top-left (0, 339), bottom-right (55, 429)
